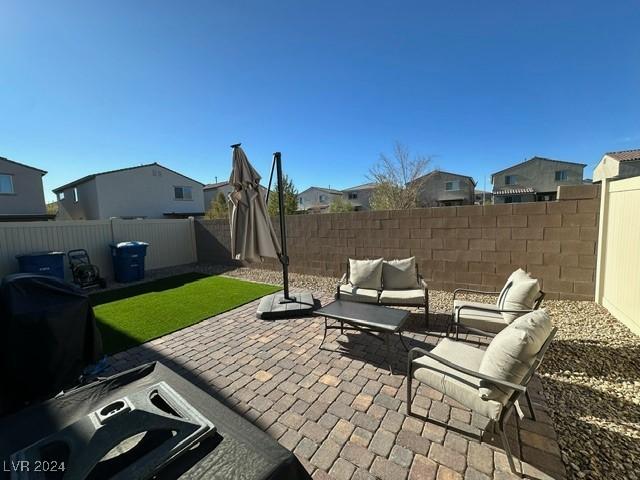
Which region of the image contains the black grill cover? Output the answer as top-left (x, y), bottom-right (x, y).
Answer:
top-left (0, 274), bottom-right (103, 415)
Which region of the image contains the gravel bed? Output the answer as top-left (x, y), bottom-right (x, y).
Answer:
top-left (199, 265), bottom-right (640, 480)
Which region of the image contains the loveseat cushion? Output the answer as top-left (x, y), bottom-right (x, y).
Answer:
top-left (349, 258), bottom-right (383, 290)
top-left (338, 284), bottom-right (379, 303)
top-left (382, 257), bottom-right (419, 289)
top-left (380, 289), bottom-right (424, 305)
top-left (478, 309), bottom-right (552, 400)
top-left (412, 339), bottom-right (504, 421)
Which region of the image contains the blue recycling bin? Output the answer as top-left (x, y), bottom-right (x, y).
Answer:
top-left (109, 242), bottom-right (149, 283)
top-left (16, 252), bottom-right (66, 279)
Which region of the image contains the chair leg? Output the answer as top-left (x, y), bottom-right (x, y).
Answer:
top-left (406, 369), bottom-right (412, 416)
top-left (525, 390), bottom-right (537, 421)
top-left (498, 415), bottom-right (521, 477)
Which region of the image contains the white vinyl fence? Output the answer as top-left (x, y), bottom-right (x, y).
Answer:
top-left (596, 175), bottom-right (640, 335)
top-left (0, 218), bottom-right (197, 281)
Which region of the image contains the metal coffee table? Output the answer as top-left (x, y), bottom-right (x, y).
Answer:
top-left (314, 300), bottom-right (410, 372)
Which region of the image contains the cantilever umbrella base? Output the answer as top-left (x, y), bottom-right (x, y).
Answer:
top-left (257, 291), bottom-right (319, 319)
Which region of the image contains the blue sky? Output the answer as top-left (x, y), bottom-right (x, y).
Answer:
top-left (2, 1), bottom-right (639, 201)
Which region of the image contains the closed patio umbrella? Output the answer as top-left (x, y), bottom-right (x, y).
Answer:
top-left (228, 145), bottom-right (281, 262)
top-left (227, 144), bottom-right (317, 319)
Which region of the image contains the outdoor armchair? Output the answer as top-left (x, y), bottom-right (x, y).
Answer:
top-left (449, 269), bottom-right (545, 338)
top-left (407, 310), bottom-right (557, 477)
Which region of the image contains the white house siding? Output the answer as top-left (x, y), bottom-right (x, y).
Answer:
top-left (97, 165), bottom-right (204, 219)
top-left (56, 164), bottom-right (205, 220)
top-left (56, 179), bottom-right (100, 220)
top-left (297, 187), bottom-right (342, 212)
top-left (0, 158), bottom-right (46, 215)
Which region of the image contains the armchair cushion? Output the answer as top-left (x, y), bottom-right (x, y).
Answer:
top-left (496, 268), bottom-right (529, 308)
top-left (380, 288), bottom-right (424, 305)
top-left (500, 270), bottom-right (541, 322)
top-left (349, 258), bottom-right (383, 290)
top-left (412, 339), bottom-right (504, 421)
top-left (382, 257), bottom-right (419, 289)
top-left (338, 284), bottom-right (379, 303)
top-left (478, 309), bottom-right (552, 400)
top-left (453, 300), bottom-right (511, 334)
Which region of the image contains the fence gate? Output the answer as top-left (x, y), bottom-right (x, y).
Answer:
top-left (595, 176), bottom-right (640, 335)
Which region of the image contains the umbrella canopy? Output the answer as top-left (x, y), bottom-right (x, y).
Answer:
top-left (228, 146), bottom-right (281, 262)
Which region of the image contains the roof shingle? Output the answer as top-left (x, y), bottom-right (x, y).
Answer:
top-left (606, 149), bottom-right (640, 162)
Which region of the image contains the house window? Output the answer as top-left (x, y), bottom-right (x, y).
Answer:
top-left (348, 192), bottom-right (358, 199)
top-left (0, 174), bottom-right (14, 194)
top-left (504, 196), bottom-right (522, 204)
top-left (174, 186), bottom-right (193, 200)
top-left (298, 197), bottom-right (303, 204)
top-left (73, 187), bottom-right (79, 202)
top-left (555, 170), bottom-right (568, 181)
top-left (58, 192), bottom-right (65, 201)
top-left (445, 181), bottom-right (460, 191)
top-left (319, 194), bottom-right (326, 202)
top-left (504, 175), bottom-right (517, 185)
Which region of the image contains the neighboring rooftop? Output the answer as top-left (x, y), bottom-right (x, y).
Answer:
top-left (0, 156), bottom-right (47, 175)
top-left (491, 156), bottom-right (587, 179)
top-left (605, 148), bottom-right (640, 162)
top-left (203, 181), bottom-right (229, 190)
top-left (299, 186), bottom-right (343, 195)
top-left (414, 169), bottom-right (476, 184)
top-left (53, 162), bottom-right (204, 193)
top-left (342, 182), bottom-right (377, 191)
top-left (493, 186), bottom-right (537, 195)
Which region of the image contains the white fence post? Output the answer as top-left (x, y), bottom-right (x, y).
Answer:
top-left (594, 179), bottom-right (609, 305)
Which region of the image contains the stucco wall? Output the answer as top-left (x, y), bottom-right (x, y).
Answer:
top-left (417, 172), bottom-right (475, 207)
top-left (197, 184), bottom-right (600, 300)
top-left (56, 179), bottom-right (100, 220)
top-left (344, 188), bottom-right (374, 211)
top-left (0, 159), bottom-right (46, 215)
top-left (57, 165), bottom-right (205, 220)
top-left (297, 188), bottom-right (342, 211)
top-left (493, 159), bottom-right (584, 194)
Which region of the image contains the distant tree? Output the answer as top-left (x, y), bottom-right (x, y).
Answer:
top-left (368, 141), bottom-right (431, 210)
top-left (205, 192), bottom-right (229, 219)
top-left (46, 201), bottom-right (58, 216)
top-left (268, 174), bottom-right (298, 216)
top-left (329, 196), bottom-right (354, 213)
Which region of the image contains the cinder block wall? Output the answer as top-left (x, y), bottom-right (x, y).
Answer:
top-left (196, 184), bottom-right (600, 300)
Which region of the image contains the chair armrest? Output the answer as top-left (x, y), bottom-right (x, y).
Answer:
top-left (454, 305), bottom-right (534, 315)
top-left (418, 274), bottom-right (428, 291)
top-left (453, 288), bottom-right (502, 302)
top-left (450, 323), bottom-right (498, 338)
top-left (336, 273), bottom-right (347, 299)
top-left (409, 348), bottom-right (526, 393)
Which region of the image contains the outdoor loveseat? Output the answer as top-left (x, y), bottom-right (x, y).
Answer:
top-left (408, 309), bottom-right (557, 476)
top-left (336, 257), bottom-right (429, 326)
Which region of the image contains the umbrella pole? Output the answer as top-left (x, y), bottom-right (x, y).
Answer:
top-left (274, 152), bottom-right (292, 301)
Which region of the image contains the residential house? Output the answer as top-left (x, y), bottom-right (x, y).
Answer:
top-left (414, 170), bottom-right (476, 207)
top-left (296, 187), bottom-right (343, 213)
top-left (593, 149), bottom-right (640, 182)
top-left (491, 156), bottom-right (585, 203)
top-left (54, 163), bottom-right (205, 220)
top-left (203, 181), bottom-right (268, 212)
top-left (342, 182), bottom-right (376, 211)
top-left (474, 190), bottom-right (493, 205)
top-left (0, 156), bottom-right (52, 221)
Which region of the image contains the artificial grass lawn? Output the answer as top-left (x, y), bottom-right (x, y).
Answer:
top-left (91, 273), bottom-right (280, 355)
